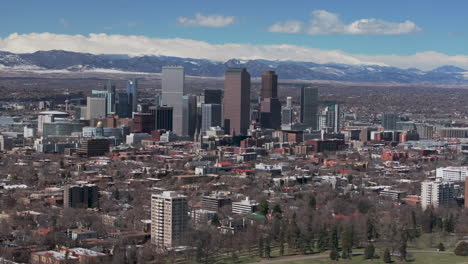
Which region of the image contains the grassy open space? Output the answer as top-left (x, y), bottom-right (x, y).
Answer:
top-left (265, 252), bottom-right (468, 264)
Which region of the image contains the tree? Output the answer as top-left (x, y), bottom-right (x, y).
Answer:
top-left (258, 199), bottom-right (269, 216)
top-left (330, 225), bottom-right (339, 250)
top-left (383, 248), bottom-right (392, 263)
top-left (211, 214), bottom-right (220, 226)
top-left (364, 244), bottom-right (375, 260)
top-left (308, 195), bottom-right (317, 209)
top-left (399, 237), bottom-right (408, 261)
top-left (437, 242), bottom-right (445, 252)
top-left (279, 234), bottom-right (285, 256)
top-left (443, 214), bottom-right (455, 233)
top-left (330, 246), bottom-right (340, 261)
top-left (341, 227), bottom-right (353, 258)
top-left (317, 227), bottom-right (328, 252)
top-left (366, 218), bottom-right (378, 241)
top-left (454, 241), bottom-right (468, 256)
top-left (272, 204), bottom-right (282, 215)
top-left (258, 237), bottom-right (264, 258)
top-left (264, 236), bottom-right (271, 258)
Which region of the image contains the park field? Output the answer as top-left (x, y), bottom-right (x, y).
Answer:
top-left (268, 252), bottom-right (468, 264)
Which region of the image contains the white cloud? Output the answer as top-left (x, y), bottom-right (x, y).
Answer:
top-left (177, 13), bottom-right (235, 27)
top-left (268, 20), bottom-right (303, 33)
top-left (269, 10), bottom-right (422, 35)
top-left (1, 32), bottom-right (468, 70)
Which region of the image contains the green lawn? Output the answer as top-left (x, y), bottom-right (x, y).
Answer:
top-left (270, 252), bottom-right (468, 264)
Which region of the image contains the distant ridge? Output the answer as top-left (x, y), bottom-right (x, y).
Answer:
top-left (0, 50), bottom-right (467, 84)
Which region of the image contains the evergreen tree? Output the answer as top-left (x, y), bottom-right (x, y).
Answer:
top-left (211, 214), bottom-right (220, 226)
top-left (258, 199), bottom-right (269, 216)
top-left (330, 246), bottom-right (340, 261)
top-left (364, 244), bottom-right (375, 260)
top-left (272, 204), bottom-right (282, 215)
top-left (437, 242), bottom-right (445, 252)
top-left (383, 248), bottom-right (392, 263)
top-left (366, 218), bottom-right (378, 241)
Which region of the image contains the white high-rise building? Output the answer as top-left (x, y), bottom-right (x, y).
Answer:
top-left (421, 181), bottom-right (455, 210)
top-left (162, 66), bottom-right (185, 136)
top-left (151, 191), bottom-right (188, 248)
top-left (436, 167), bottom-right (468, 182)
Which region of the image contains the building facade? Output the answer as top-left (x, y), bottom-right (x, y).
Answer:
top-left (162, 66), bottom-right (185, 136)
top-left (223, 68), bottom-right (251, 135)
top-left (300, 87), bottom-right (319, 130)
top-left (421, 181), bottom-right (455, 210)
top-left (151, 191), bottom-right (188, 248)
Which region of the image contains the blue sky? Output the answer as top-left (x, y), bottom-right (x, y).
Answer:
top-left (1, 0), bottom-right (468, 69)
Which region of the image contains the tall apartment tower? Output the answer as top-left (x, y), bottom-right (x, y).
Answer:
top-left (64, 184), bottom-right (99, 209)
top-left (300, 87), bottom-right (319, 130)
top-left (127, 79), bottom-right (138, 113)
top-left (162, 66), bottom-right (185, 136)
top-left (382, 113), bottom-right (398, 130)
top-left (421, 181), bottom-right (455, 210)
top-left (151, 191), bottom-right (188, 248)
top-left (86, 97), bottom-right (106, 120)
top-left (223, 68), bottom-right (251, 135)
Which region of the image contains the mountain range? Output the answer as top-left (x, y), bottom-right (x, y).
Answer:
top-left (0, 50), bottom-right (467, 84)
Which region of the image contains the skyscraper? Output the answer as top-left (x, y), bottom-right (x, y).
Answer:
top-left (127, 79), bottom-right (138, 113)
top-left (91, 80), bottom-right (116, 115)
top-left (105, 80), bottom-right (116, 114)
top-left (204, 89), bottom-right (223, 105)
top-left (382, 113), bottom-right (398, 130)
top-left (151, 191), bottom-right (188, 248)
top-left (261, 70), bottom-right (278, 99)
top-left (182, 95), bottom-right (197, 137)
top-left (260, 71), bottom-right (281, 129)
top-left (201, 104), bottom-right (222, 134)
top-left (86, 97), bottom-right (106, 120)
top-left (282, 97), bottom-right (294, 127)
top-left (300, 87), bottom-right (319, 130)
top-left (116, 92), bottom-right (132, 118)
top-left (155, 106), bottom-right (173, 131)
top-left (318, 103), bottom-right (340, 133)
top-left (223, 68), bottom-right (251, 135)
top-left (162, 66), bottom-right (185, 136)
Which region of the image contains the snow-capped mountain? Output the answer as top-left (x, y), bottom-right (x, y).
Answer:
top-left (0, 50), bottom-right (466, 83)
